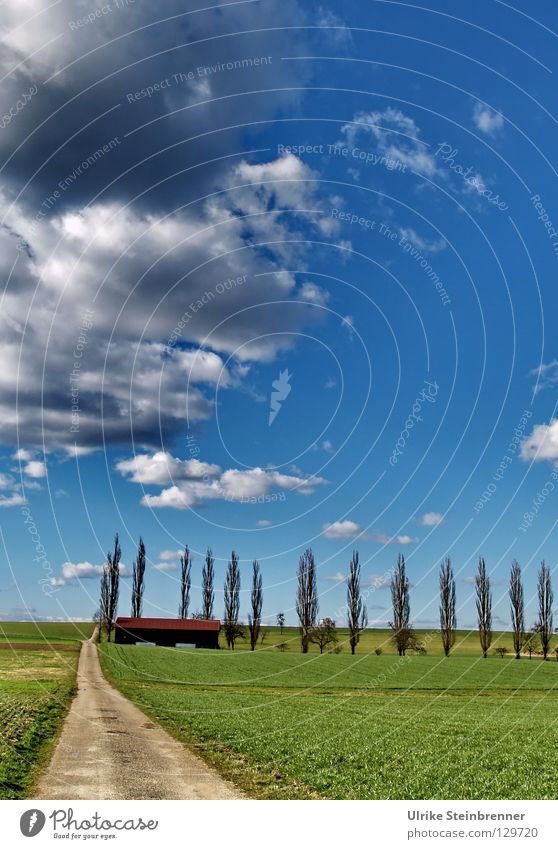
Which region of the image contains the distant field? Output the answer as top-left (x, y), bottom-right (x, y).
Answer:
top-left (0, 649), bottom-right (78, 799)
top-left (100, 641), bottom-right (558, 799)
top-left (213, 626), bottom-right (532, 657)
top-left (0, 621), bottom-right (94, 645)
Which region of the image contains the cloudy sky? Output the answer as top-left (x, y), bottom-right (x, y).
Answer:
top-left (1, 0), bottom-right (558, 631)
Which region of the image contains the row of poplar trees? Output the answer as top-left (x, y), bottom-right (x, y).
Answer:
top-left (391, 554), bottom-right (554, 659)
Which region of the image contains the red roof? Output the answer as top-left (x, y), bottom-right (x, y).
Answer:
top-left (115, 617), bottom-right (220, 632)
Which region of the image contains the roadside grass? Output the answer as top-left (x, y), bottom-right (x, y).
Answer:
top-left (100, 642), bottom-right (558, 799)
top-left (0, 649), bottom-right (79, 799)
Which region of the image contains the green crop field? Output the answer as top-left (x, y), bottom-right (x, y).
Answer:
top-left (0, 621), bottom-right (94, 645)
top-left (100, 634), bottom-right (558, 800)
top-left (0, 622), bottom-right (90, 799)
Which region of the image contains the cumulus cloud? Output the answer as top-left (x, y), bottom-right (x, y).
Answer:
top-left (322, 520), bottom-right (362, 539)
top-left (323, 571), bottom-right (347, 582)
top-left (118, 451), bottom-right (327, 509)
top-left (370, 532), bottom-right (418, 545)
top-left (341, 108), bottom-right (437, 176)
top-left (520, 420), bottom-right (558, 463)
top-left (420, 512), bottom-right (444, 527)
top-left (152, 562), bottom-right (178, 572)
top-left (472, 103), bottom-right (504, 135)
top-left (531, 361), bottom-right (558, 395)
top-left (158, 549), bottom-right (182, 561)
top-left (23, 460), bottom-right (47, 478)
top-left (61, 561), bottom-right (130, 580)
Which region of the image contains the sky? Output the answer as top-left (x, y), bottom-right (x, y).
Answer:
top-left (2, 0), bottom-right (558, 633)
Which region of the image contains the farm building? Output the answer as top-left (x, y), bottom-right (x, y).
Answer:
top-left (114, 617), bottom-right (220, 648)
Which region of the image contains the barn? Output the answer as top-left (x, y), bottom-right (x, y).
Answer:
top-left (114, 617), bottom-right (220, 648)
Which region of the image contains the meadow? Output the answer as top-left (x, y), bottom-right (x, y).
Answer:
top-left (0, 622), bottom-right (92, 799)
top-left (100, 629), bottom-right (558, 800)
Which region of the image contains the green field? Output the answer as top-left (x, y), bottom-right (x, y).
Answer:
top-left (0, 622), bottom-right (91, 799)
top-left (100, 633), bottom-right (558, 799)
top-left (0, 621), bottom-right (94, 645)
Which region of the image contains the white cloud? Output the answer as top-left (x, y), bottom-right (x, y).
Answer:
top-left (299, 282), bottom-right (330, 306)
top-left (13, 449), bottom-right (32, 461)
top-left (158, 549), bottom-right (182, 561)
top-left (472, 103), bottom-right (504, 136)
top-left (323, 571), bottom-right (347, 582)
top-left (119, 452), bottom-right (328, 509)
top-left (257, 519), bottom-right (271, 527)
top-left (398, 228), bottom-right (446, 253)
top-left (322, 440), bottom-right (333, 452)
top-left (364, 574), bottom-right (391, 589)
top-left (0, 492), bottom-right (26, 508)
top-left (531, 361), bottom-right (558, 395)
top-left (61, 561), bottom-right (130, 579)
top-left (323, 520), bottom-right (362, 539)
top-left (521, 420), bottom-right (558, 462)
top-left (420, 512), bottom-right (444, 527)
top-left (152, 562), bottom-right (178, 572)
top-left (23, 460), bottom-right (47, 478)
top-left (341, 108), bottom-right (437, 176)
top-left (371, 532), bottom-right (418, 545)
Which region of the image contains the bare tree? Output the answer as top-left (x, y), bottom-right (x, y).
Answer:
top-left (296, 548), bottom-right (319, 653)
top-left (248, 560), bottom-right (263, 651)
top-left (224, 551), bottom-right (241, 649)
top-left (310, 618), bottom-right (338, 654)
top-left (439, 557), bottom-right (456, 657)
top-left (523, 631), bottom-right (536, 659)
top-left (178, 546), bottom-right (191, 619)
top-left (104, 533), bottom-right (121, 642)
top-left (390, 554), bottom-right (411, 656)
top-left (509, 560), bottom-right (524, 660)
top-left (537, 561), bottom-right (553, 660)
top-left (131, 537), bottom-right (146, 618)
top-left (202, 547), bottom-right (215, 619)
top-left (475, 557), bottom-right (492, 658)
top-left (347, 550), bottom-right (367, 655)
top-left (276, 612), bottom-right (285, 635)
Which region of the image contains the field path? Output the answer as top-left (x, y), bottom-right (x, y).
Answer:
top-left (35, 639), bottom-right (243, 800)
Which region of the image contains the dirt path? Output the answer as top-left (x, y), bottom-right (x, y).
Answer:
top-left (35, 639), bottom-right (243, 800)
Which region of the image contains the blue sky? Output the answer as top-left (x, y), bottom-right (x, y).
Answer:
top-left (1, 1), bottom-right (558, 632)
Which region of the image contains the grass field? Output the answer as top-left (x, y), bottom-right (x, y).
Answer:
top-left (100, 631), bottom-right (558, 800)
top-left (0, 622), bottom-right (91, 799)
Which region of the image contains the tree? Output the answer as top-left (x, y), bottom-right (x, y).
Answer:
top-left (439, 557), bottom-right (456, 657)
top-left (296, 548), bottom-right (319, 653)
top-left (509, 560), bottom-right (524, 660)
top-left (276, 612), bottom-right (285, 634)
top-left (537, 561), bottom-right (553, 660)
top-left (202, 547), bottom-right (215, 620)
top-left (99, 570), bottom-right (110, 638)
top-left (347, 551), bottom-right (367, 655)
top-left (310, 618), bottom-right (338, 654)
top-left (495, 646), bottom-right (509, 659)
top-left (131, 537), bottom-right (146, 618)
top-left (475, 557), bottom-right (492, 658)
top-left (224, 551), bottom-right (241, 649)
top-left (248, 560), bottom-right (263, 651)
top-left (523, 632), bottom-right (536, 659)
top-left (390, 554), bottom-right (411, 656)
top-left (178, 546), bottom-right (192, 619)
top-left (103, 533), bottom-right (121, 642)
